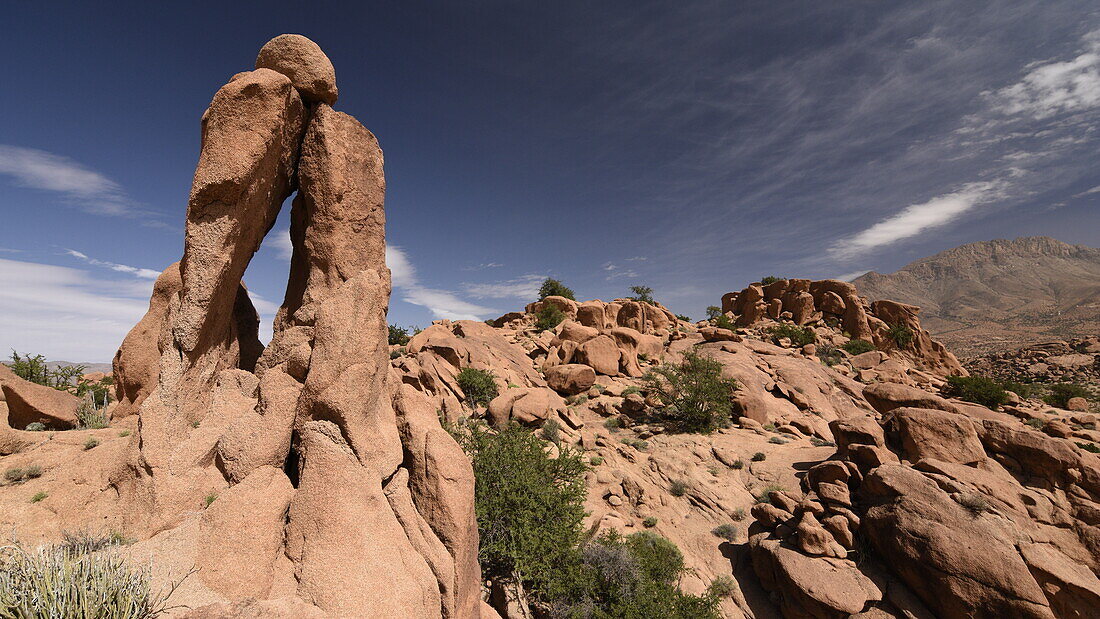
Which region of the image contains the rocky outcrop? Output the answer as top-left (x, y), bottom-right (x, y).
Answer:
top-left (106, 35), bottom-right (480, 618)
top-left (0, 363), bottom-right (79, 430)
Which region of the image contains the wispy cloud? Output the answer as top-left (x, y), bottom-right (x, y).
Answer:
top-left (462, 274), bottom-right (546, 299)
top-left (829, 182), bottom-right (1004, 259)
top-left (262, 228), bottom-right (295, 260)
top-left (988, 31), bottom-right (1100, 119)
top-left (602, 262), bottom-right (640, 281)
top-left (0, 145), bottom-right (138, 217)
top-left (835, 270), bottom-right (871, 282)
top-left (0, 258), bottom-right (152, 361)
top-left (64, 249), bottom-right (162, 279)
top-left (386, 246), bottom-right (494, 320)
top-left (461, 262), bottom-right (504, 271)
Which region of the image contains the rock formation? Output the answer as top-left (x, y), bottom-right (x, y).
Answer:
top-left (106, 34), bottom-right (480, 617)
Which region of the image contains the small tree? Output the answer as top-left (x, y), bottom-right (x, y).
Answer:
top-left (1045, 383), bottom-right (1091, 408)
top-left (943, 375), bottom-right (1009, 409)
top-left (538, 278), bottom-right (575, 301)
top-left (644, 351), bottom-right (739, 433)
top-left (456, 368), bottom-right (499, 407)
top-left (705, 306), bottom-right (722, 320)
top-left (7, 351), bottom-right (84, 390)
top-left (388, 325), bottom-right (411, 346)
top-left (885, 323), bottom-right (914, 348)
top-left (759, 276), bottom-right (783, 285)
top-left (535, 304), bottom-right (566, 332)
top-left (629, 286), bottom-right (654, 304)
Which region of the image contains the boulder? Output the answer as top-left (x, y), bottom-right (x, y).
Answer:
top-left (883, 407), bottom-right (985, 465)
top-left (255, 34), bottom-right (338, 105)
top-left (574, 335), bottom-right (620, 376)
top-left (1067, 397), bottom-right (1089, 412)
top-left (0, 364), bottom-right (79, 430)
top-left (863, 382), bottom-right (958, 415)
top-left (545, 364), bottom-right (596, 395)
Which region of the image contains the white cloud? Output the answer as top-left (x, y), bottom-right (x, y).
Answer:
top-left (386, 245), bottom-right (494, 320)
top-left (462, 274), bottom-right (546, 299)
top-left (0, 145), bottom-right (134, 216)
top-left (1073, 184), bottom-right (1100, 198)
top-left (65, 249), bottom-right (162, 279)
top-left (829, 182), bottom-right (1003, 260)
top-left (0, 258), bottom-right (153, 361)
top-left (990, 32), bottom-right (1100, 119)
top-left (461, 262), bottom-right (504, 271)
top-left (262, 228), bottom-right (295, 260)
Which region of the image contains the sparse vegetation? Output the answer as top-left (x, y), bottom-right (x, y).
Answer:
top-left (759, 276), bottom-right (783, 285)
top-left (816, 342), bottom-right (844, 366)
top-left (731, 459), bottom-right (744, 470)
top-left (535, 304), bottom-right (566, 332)
top-left (30, 492), bottom-right (48, 503)
top-left (885, 323), bottom-right (914, 348)
top-left (731, 508), bottom-right (747, 521)
top-left (604, 417), bottom-right (624, 430)
top-left (1076, 442), bottom-right (1100, 453)
top-left (1044, 383), bottom-right (1091, 409)
top-left (5, 351), bottom-right (83, 389)
top-left (25, 422), bottom-right (46, 432)
top-left (58, 529), bottom-right (135, 555)
top-left (957, 492), bottom-right (989, 515)
top-left (388, 324), bottom-right (411, 346)
top-left (669, 480), bottom-right (689, 497)
top-left (1001, 381), bottom-right (1034, 399)
top-left (589, 456), bottom-right (604, 466)
top-left (768, 436), bottom-right (788, 445)
top-left (1026, 417), bottom-right (1045, 430)
top-left (643, 351), bottom-right (739, 434)
top-left (190, 421), bottom-right (200, 429)
top-left (628, 285), bottom-right (654, 304)
top-left (538, 278), bottom-right (575, 301)
top-left (4, 467), bottom-right (42, 484)
top-left (706, 306), bottom-right (722, 320)
top-left (675, 314), bottom-right (691, 323)
top-left (621, 386), bottom-right (641, 396)
top-left (751, 452), bottom-right (766, 462)
top-left (76, 394), bottom-right (109, 429)
top-left (642, 517), bottom-right (658, 528)
top-left (810, 437), bottom-right (836, 447)
top-left (708, 575), bottom-right (738, 598)
top-left (714, 314), bottom-right (736, 331)
top-left (541, 419), bottom-right (562, 444)
top-left (943, 375), bottom-right (1009, 409)
top-left (118, 430), bottom-right (131, 437)
top-left (842, 339), bottom-right (875, 355)
top-left (203, 493), bottom-right (217, 508)
top-left (83, 437), bottom-right (100, 450)
top-left (456, 367), bottom-right (499, 407)
top-left (0, 538), bottom-right (175, 618)
top-left (622, 437), bottom-right (649, 451)
top-left (769, 324), bottom-right (816, 347)
top-left (754, 484), bottom-right (785, 504)
top-left (711, 524), bottom-right (738, 542)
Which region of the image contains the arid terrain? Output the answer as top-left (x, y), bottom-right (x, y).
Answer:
top-left (854, 237), bottom-right (1100, 357)
top-left (1, 34), bottom-right (1099, 619)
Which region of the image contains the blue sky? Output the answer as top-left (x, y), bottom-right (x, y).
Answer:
top-left (1, 1), bottom-right (1099, 361)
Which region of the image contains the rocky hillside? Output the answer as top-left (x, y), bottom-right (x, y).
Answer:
top-left (853, 237), bottom-right (1100, 356)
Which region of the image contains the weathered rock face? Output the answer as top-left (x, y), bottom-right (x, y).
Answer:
top-left (108, 35), bottom-right (480, 618)
top-left (0, 364), bottom-right (79, 430)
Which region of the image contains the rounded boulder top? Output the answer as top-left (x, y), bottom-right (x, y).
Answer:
top-left (255, 34), bottom-right (338, 105)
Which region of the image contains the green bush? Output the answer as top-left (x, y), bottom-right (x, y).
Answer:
top-left (456, 423), bottom-right (588, 602)
top-left (705, 306), bottom-right (722, 320)
top-left (1001, 381), bottom-right (1034, 399)
top-left (842, 339), bottom-right (875, 355)
top-left (75, 394), bottom-right (109, 429)
top-left (75, 376), bottom-right (113, 407)
top-left (535, 304), bottom-right (566, 332)
top-left (538, 278), bottom-right (575, 301)
top-left (457, 367), bottom-right (499, 407)
top-left (541, 419), bottom-right (562, 445)
top-left (629, 286), bottom-right (654, 304)
top-left (711, 524), bottom-right (738, 542)
top-left (816, 343), bottom-right (844, 366)
top-left (642, 517), bottom-right (658, 528)
top-left (204, 493), bottom-right (217, 508)
top-left (25, 422), bottom-right (46, 432)
top-left (943, 375), bottom-right (1008, 409)
top-left (957, 492), bottom-right (989, 515)
top-left (731, 459), bottom-right (744, 470)
top-left (589, 456), bottom-right (605, 466)
top-left (1076, 442), bottom-right (1100, 454)
top-left (621, 386), bottom-right (641, 396)
top-left (1045, 383), bottom-right (1091, 408)
top-left (759, 276), bottom-right (783, 286)
top-left (643, 351), bottom-right (739, 433)
top-left (553, 530), bottom-right (718, 618)
top-left (885, 323), bottom-right (914, 348)
top-left (669, 480), bottom-right (689, 497)
top-left (769, 324), bottom-right (816, 347)
top-left (604, 417), bottom-right (624, 430)
top-left (731, 508), bottom-right (746, 521)
top-left (1026, 417), bottom-right (1045, 430)
top-left (83, 437), bottom-right (100, 451)
top-left (751, 452), bottom-right (766, 462)
top-left (674, 314), bottom-right (691, 323)
top-left (754, 484), bottom-right (785, 504)
top-left (708, 575), bottom-right (738, 598)
top-left (388, 324), bottom-right (411, 346)
top-left (714, 314), bottom-right (736, 331)
top-left (0, 540), bottom-right (174, 618)
top-left (30, 492), bottom-right (48, 503)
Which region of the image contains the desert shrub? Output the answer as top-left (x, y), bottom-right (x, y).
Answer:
top-left (768, 436), bottom-right (787, 445)
top-left (885, 323), bottom-right (914, 348)
top-left (1045, 383), bottom-right (1091, 408)
top-left (621, 386), bottom-right (641, 396)
top-left (957, 493), bottom-right (989, 515)
top-left (389, 349), bottom-right (402, 360)
top-left (754, 484), bottom-right (785, 504)
top-left (763, 423), bottom-right (777, 432)
top-left (705, 306), bottom-right (722, 320)
top-left (538, 278), bottom-right (575, 301)
top-left (457, 423), bottom-right (589, 602)
top-left (75, 375), bottom-right (113, 407)
top-left (669, 480), bottom-right (689, 497)
top-left (842, 339), bottom-right (875, 355)
top-left (769, 324), bottom-right (816, 347)
top-left (731, 459), bottom-right (744, 470)
top-left (1077, 442), bottom-right (1100, 453)
top-left (0, 541), bottom-right (174, 618)
top-left (604, 417), bottom-right (624, 430)
top-left (553, 530), bottom-right (718, 618)
top-left (628, 285), bottom-right (655, 304)
top-left (30, 492), bottom-right (47, 503)
top-left (711, 524), bottom-right (738, 542)
top-left (622, 437), bottom-right (649, 451)
top-left (642, 517), bottom-right (658, 528)
top-left (759, 276), bottom-right (783, 285)
top-left (810, 437), bottom-right (836, 447)
top-left (118, 430), bottom-right (131, 437)
top-left (4, 468), bottom-right (25, 483)
top-left (457, 367), bottom-right (499, 407)
top-left (6, 351), bottom-right (84, 389)
top-left (643, 352), bottom-right (739, 434)
top-left (1001, 381), bottom-right (1034, 399)
top-left (387, 324), bottom-right (411, 346)
top-left (1026, 417), bottom-right (1045, 429)
top-left (674, 314), bottom-right (691, 323)
top-left (816, 343), bottom-right (844, 366)
top-left (541, 419), bottom-right (562, 445)
top-left (714, 314), bottom-right (737, 331)
top-left (565, 394), bottom-right (589, 406)
top-left (589, 456), bottom-right (604, 466)
top-left (25, 422), bottom-right (46, 432)
top-left (58, 529), bottom-right (134, 555)
top-left (707, 465), bottom-right (720, 477)
top-left (203, 494), bottom-right (217, 508)
top-left (76, 394), bottom-right (109, 429)
top-left (83, 437), bottom-right (100, 451)
top-left (731, 508), bottom-right (747, 521)
top-left (708, 575), bottom-right (738, 598)
top-left (752, 452), bottom-right (766, 462)
top-left (943, 375), bottom-right (1008, 409)
top-left (535, 304), bottom-right (566, 332)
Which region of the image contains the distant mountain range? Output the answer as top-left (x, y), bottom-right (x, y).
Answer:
top-left (853, 237), bottom-right (1100, 357)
